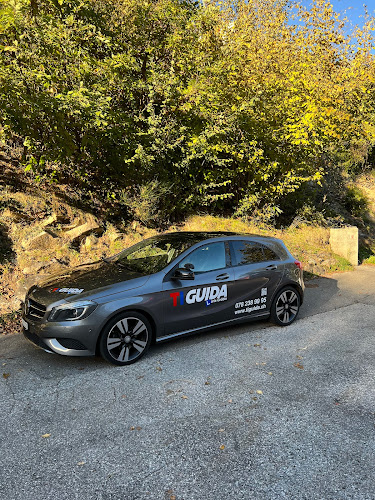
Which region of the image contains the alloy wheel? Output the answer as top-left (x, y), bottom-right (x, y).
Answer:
top-left (275, 289), bottom-right (299, 325)
top-left (106, 316), bottom-right (149, 363)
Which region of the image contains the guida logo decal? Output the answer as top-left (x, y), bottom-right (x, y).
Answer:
top-left (170, 284), bottom-right (227, 307)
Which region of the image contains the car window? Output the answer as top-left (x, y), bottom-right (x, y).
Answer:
top-left (231, 240), bottom-right (279, 266)
top-left (262, 245), bottom-right (279, 261)
top-left (179, 242), bottom-right (226, 273)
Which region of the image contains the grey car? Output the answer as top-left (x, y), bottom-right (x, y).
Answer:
top-left (22, 232), bottom-right (304, 365)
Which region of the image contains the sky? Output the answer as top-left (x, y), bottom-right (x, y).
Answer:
top-left (302, 0), bottom-right (375, 27)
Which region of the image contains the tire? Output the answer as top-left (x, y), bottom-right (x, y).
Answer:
top-left (99, 311), bottom-right (153, 366)
top-left (270, 286), bottom-right (301, 326)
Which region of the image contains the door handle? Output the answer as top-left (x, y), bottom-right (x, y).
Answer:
top-left (266, 265), bottom-right (277, 271)
top-left (216, 273), bottom-right (229, 281)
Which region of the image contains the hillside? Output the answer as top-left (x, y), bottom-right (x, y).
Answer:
top-left (1, 158), bottom-right (375, 335)
top-left (2, 0), bottom-right (375, 333)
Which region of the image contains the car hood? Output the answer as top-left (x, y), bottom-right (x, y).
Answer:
top-left (28, 260), bottom-right (149, 307)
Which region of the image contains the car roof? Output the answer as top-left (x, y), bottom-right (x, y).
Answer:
top-left (158, 231), bottom-right (280, 244)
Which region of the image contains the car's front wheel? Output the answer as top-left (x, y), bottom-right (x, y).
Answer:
top-left (99, 312), bottom-right (152, 366)
top-left (270, 287), bottom-right (301, 326)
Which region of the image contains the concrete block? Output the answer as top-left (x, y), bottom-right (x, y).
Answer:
top-left (329, 226), bottom-right (358, 266)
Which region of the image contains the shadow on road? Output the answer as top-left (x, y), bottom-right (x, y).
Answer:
top-left (3, 267), bottom-right (375, 374)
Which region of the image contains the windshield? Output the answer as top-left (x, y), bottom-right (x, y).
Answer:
top-left (113, 234), bottom-right (204, 275)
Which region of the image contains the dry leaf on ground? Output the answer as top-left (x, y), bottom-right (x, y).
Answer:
top-left (294, 362), bottom-right (304, 369)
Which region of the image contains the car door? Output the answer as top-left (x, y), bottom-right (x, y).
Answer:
top-left (161, 241), bottom-right (236, 335)
top-left (229, 240), bottom-right (284, 319)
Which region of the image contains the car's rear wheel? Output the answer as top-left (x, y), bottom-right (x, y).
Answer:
top-left (99, 312), bottom-right (152, 366)
top-left (270, 287), bottom-right (301, 326)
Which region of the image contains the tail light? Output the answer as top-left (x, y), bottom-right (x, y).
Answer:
top-left (294, 260), bottom-right (303, 270)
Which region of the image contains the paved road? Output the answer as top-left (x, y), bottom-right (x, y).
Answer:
top-left (1, 267), bottom-right (375, 500)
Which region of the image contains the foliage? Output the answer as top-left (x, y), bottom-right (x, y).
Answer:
top-left (363, 255), bottom-right (375, 265)
top-left (344, 184), bottom-right (369, 218)
top-left (119, 180), bottom-right (173, 227)
top-left (0, 0), bottom-right (375, 223)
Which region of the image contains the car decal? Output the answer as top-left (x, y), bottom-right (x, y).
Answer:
top-left (51, 287), bottom-right (84, 294)
top-left (234, 287), bottom-right (268, 315)
top-left (170, 285), bottom-right (227, 307)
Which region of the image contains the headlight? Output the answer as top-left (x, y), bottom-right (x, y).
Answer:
top-left (48, 301), bottom-right (97, 322)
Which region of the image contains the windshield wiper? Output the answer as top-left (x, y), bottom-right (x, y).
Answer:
top-left (101, 257), bottom-right (132, 270)
top-left (114, 261), bottom-right (132, 270)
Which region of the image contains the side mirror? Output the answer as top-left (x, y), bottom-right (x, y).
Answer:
top-left (172, 268), bottom-right (195, 280)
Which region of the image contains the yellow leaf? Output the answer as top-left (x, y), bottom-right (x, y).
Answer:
top-left (77, 461), bottom-right (85, 466)
top-left (256, 390), bottom-right (263, 395)
top-left (220, 445), bottom-right (225, 450)
top-left (41, 433), bottom-right (51, 438)
top-left (181, 395), bottom-right (188, 399)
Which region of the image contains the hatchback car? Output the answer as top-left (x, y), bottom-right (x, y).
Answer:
top-left (22, 232), bottom-right (304, 365)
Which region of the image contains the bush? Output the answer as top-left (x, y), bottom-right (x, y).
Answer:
top-left (119, 181), bottom-right (173, 227)
top-left (344, 185), bottom-right (369, 218)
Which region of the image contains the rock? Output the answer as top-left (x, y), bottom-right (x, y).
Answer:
top-left (22, 263), bottom-right (46, 275)
top-left (22, 231), bottom-right (58, 250)
top-left (314, 265), bottom-right (325, 275)
top-left (108, 231), bottom-right (123, 242)
top-left (2, 209), bottom-right (31, 223)
top-left (64, 216), bottom-right (103, 244)
top-left (40, 214), bottom-right (58, 227)
top-left (41, 213), bottom-right (71, 227)
top-left (43, 263), bottom-right (67, 276)
top-left (50, 257), bottom-right (69, 266)
top-left (60, 217), bottom-right (85, 231)
top-left (82, 234), bottom-right (98, 251)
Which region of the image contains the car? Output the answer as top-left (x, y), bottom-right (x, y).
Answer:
top-left (22, 231), bottom-right (304, 366)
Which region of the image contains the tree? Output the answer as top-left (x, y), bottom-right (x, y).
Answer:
top-left (0, 0), bottom-right (374, 223)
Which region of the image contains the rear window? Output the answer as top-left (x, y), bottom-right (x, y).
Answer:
top-left (231, 240), bottom-right (280, 266)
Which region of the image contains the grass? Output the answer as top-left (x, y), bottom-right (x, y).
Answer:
top-left (178, 215), bottom-right (349, 274)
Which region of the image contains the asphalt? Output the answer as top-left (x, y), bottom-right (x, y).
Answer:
top-left (1, 266), bottom-right (375, 500)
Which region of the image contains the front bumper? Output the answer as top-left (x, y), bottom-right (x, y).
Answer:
top-left (22, 315), bottom-right (98, 357)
